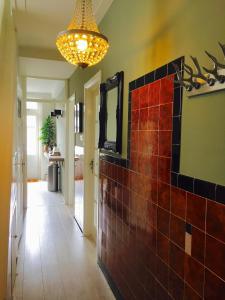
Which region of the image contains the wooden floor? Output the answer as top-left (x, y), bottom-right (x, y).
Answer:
top-left (13, 182), bottom-right (115, 300)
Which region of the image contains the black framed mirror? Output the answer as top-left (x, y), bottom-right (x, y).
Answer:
top-left (98, 71), bottom-right (124, 154)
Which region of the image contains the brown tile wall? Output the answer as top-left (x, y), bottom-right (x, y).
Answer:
top-left (98, 68), bottom-right (225, 299)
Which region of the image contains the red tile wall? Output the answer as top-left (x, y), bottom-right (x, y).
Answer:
top-left (99, 75), bottom-right (225, 299)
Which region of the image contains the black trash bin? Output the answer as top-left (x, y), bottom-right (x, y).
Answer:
top-left (48, 163), bottom-right (58, 192)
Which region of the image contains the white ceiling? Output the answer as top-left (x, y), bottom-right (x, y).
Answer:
top-left (14, 0), bottom-right (113, 87)
top-left (14, 0), bottom-right (113, 51)
top-left (27, 78), bottom-right (66, 100)
top-left (19, 57), bottom-right (76, 79)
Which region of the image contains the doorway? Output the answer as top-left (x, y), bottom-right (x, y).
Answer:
top-left (74, 145), bottom-right (84, 231)
top-left (80, 71), bottom-right (101, 241)
top-left (25, 77), bottom-right (67, 201)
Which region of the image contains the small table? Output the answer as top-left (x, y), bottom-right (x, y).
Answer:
top-left (49, 156), bottom-right (65, 164)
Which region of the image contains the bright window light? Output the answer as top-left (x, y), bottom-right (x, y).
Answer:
top-left (27, 115), bottom-right (37, 155)
top-left (27, 102), bottom-right (38, 110)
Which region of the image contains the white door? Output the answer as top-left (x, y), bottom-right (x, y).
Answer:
top-left (11, 207), bottom-right (17, 288)
top-left (15, 151), bottom-right (24, 242)
top-left (15, 99), bottom-right (25, 240)
top-left (83, 71), bottom-right (101, 241)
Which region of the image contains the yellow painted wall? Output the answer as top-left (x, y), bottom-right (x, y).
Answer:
top-left (0, 0), bottom-right (17, 298)
top-left (69, 0), bottom-right (225, 181)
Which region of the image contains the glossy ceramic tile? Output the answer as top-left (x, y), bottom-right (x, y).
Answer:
top-left (206, 199), bottom-right (225, 243)
top-left (191, 227), bottom-right (205, 264)
top-left (184, 283), bottom-right (202, 300)
top-left (205, 234), bottom-right (225, 281)
top-left (99, 60), bottom-right (225, 300)
top-left (184, 255), bottom-right (204, 297)
top-left (169, 242), bottom-right (185, 278)
top-left (169, 269), bottom-right (184, 300)
top-left (171, 187), bottom-right (186, 219)
top-left (157, 231), bottom-right (169, 263)
top-left (170, 215), bottom-right (185, 249)
top-left (158, 181), bottom-right (170, 211)
top-left (157, 207), bottom-right (170, 237)
top-left (186, 193), bottom-right (206, 231)
top-left (204, 269), bottom-right (225, 299)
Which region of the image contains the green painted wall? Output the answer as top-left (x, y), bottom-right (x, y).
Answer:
top-left (69, 0), bottom-right (225, 184)
top-left (180, 91), bottom-right (225, 186)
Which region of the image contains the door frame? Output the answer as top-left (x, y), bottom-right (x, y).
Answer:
top-left (65, 93), bottom-right (75, 208)
top-left (83, 71), bottom-right (101, 238)
top-left (22, 77), bottom-right (28, 209)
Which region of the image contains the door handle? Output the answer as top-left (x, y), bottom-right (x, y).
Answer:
top-left (89, 160), bottom-right (94, 173)
top-left (14, 162), bottom-right (25, 166)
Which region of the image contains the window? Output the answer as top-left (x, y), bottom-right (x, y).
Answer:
top-left (26, 102), bottom-right (38, 110)
top-left (27, 115), bottom-right (37, 155)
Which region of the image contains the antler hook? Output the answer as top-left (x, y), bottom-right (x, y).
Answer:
top-left (203, 51), bottom-right (225, 83)
top-left (183, 63), bottom-right (201, 89)
top-left (172, 63), bottom-right (192, 91)
top-left (191, 56), bottom-right (216, 86)
top-left (218, 42), bottom-right (225, 66)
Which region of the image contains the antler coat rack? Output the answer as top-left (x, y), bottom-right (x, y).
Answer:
top-left (174, 42), bottom-right (225, 97)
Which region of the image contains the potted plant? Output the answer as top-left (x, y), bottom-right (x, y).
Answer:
top-left (40, 115), bottom-right (56, 152)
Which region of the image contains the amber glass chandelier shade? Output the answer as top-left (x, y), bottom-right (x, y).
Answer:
top-left (56, 0), bottom-right (109, 68)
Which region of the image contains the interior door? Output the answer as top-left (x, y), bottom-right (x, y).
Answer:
top-left (7, 153), bottom-right (19, 298)
top-left (11, 206), bottom-right (18, 288)
top-left (83, 86), bottom-right (100, 240)
top-left (16, 100), bottom-right (25, 240)
top-left (93, 94), bottom-right (100, 237)
top-left (80, 71), bottom-right (101, 240)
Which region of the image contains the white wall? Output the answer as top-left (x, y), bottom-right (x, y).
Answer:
top-left (0, 0), bottom-right (18, 298)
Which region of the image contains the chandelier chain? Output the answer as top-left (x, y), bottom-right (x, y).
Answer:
top-left (81, 0), bottom-right (86, 30)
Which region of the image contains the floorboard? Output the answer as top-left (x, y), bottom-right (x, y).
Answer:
top-left (13, 181), bottom-right (115, 300)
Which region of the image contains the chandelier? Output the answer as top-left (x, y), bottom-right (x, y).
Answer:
top-left (56, 0), bottom-right (109, 68)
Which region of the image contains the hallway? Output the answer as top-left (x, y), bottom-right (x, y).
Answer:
top-left (13, 182), bottom-right (115, 300)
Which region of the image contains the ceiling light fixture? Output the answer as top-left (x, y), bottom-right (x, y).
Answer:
top-left (56, 0), bottom-right (109, 69)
